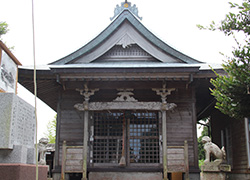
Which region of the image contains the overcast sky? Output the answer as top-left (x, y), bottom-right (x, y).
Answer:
top-left (0, 0), bottom-right (237, 138)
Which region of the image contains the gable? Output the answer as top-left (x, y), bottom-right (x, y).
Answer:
top-left (70, 21), bottom-right (182, 64)
top-left (51, 10), bottom-right (201, 65)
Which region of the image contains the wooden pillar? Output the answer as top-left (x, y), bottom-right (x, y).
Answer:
top-left (184, 140), bottom-right (190, 180)
top-left (153, 83), bottom-right (176, 180)
top-left (55, 90), bottom-right (62, 169)
top-left (60, 141), bottom-right (67, 180)
top-left (162, 110), bottom-right (169, 180)
top-left (192, 86), bottom-right (199, 168)
top-left (82, 110), bottom-right (89, 180)
top-left (75, 85), bottom-right (98, 180)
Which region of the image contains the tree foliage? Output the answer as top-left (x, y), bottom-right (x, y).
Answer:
top-left (199, 0), bottom-right (250, 119)
top-left (44, 115), bottom-right (57, 144)
top-left (198, 126), bottom-right (209, 161)
top-left (0, 21), bottom-right (9, 38)
top-left (197, 118), bottom-right (210, 161)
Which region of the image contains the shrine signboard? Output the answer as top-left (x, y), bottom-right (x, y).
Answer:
top-left (0, 41), bottom-right (21, 93)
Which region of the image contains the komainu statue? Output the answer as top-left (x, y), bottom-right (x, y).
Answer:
top-left (38, 137), bottom-right (49, 165)
top-left (202, 136), bottom-right (226, 164)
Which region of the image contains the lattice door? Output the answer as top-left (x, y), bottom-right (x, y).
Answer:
top-left (91, 111), bottom-right (160, 167)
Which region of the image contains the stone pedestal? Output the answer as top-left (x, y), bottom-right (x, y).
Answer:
top-left (200, 162), bottom-right (231, 180)
top-left (0, 164), bottom-right (48, 180)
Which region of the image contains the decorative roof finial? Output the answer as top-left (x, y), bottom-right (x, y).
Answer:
top-left (110, 1), bottom-right (142, 21)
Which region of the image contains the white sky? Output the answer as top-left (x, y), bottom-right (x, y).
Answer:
top-left (0, 0), bottom-right (237, 139)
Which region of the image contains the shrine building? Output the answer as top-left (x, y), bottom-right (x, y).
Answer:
top-left (18, 1), bottom-right (225, 180)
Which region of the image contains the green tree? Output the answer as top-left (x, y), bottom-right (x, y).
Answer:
top-left (198, 126), bottom-right (209, 160)
top-left (197, 118), bottom-right (210, 161)
top-left (44, 115), bottom-right (57, 144)
top-left (198, 125), bottom-right (209, 168)
top-left (0, 21), bottom-right (9, 38)
top-left (0, 21), bottom-right (14, 49)
top-left (198, 1), bottom-right (250, 119)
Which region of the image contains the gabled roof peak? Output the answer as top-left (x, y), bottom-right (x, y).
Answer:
top-left (110, 1), bottom-right (142, 21)
top-left (49, 7), bottom-right (202, 65)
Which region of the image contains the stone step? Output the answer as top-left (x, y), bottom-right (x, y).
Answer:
top-left (89, 172), bottom-right (163, 180)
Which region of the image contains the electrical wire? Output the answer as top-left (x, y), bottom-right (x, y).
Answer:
top-left (31, 0), bottom-right (38, 179)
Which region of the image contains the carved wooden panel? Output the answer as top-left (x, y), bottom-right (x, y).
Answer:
top-left (75, 101), bottom-right (162, 111)
top-left (94, 44), bottom-right (159, 62)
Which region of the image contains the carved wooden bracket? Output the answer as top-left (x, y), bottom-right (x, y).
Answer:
top-left (76, 84), bottom-right (99, 110)
top-left (152, 83), bottom-right (175, 104)
top-left (114, 89), bottom-right (138, 102)
top-left (74, 88), bottom-right (177, 111)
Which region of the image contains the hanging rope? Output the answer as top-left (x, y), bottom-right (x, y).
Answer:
top-left (31, 0), bottom-right (38, 179)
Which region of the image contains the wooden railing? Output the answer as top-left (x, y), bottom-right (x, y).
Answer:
top-left (60, 140), bottom-right (189, 180)
top-left (167, 140), bottom-right (189, 180)
top-left (61, 141), bottom-right (83, 180)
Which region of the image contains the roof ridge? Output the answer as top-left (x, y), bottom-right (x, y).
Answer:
top-left (110, 1), bottom-right (142, 21)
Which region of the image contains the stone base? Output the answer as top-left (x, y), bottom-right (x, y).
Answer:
top-left (51, 172), bottom-right (201, 180)
top-left (52, 172), bottom-right (61, 180)
top-left (227, 173), bottom-right (250, 180)
top-left (200, 171), bottom-right (226, 180)
top-left (200, 163), bottom-right (231, 180)
top-left (201, 162), bottom-right (231, 172)
top-left (189, 172), bottom-right (200, 180)
top-left (52, 172), bottom-right (70, 180)
top-left (89, 172), bottom-right (162, 180)
top-left (0, 145), bottom-right (35, 164)
top-left (0, 163), bottom-right (48, 180)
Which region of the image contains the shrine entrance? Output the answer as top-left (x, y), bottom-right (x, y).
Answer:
top-left (90, 111), bottom-right (161, 167)
top-left (74, 87), bottom-right (178, 180)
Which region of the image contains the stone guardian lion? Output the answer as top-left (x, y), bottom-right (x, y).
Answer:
top-left (201, 136), bottom-right (226, 164)
top-left (38, 137), bottom-right (49, 165)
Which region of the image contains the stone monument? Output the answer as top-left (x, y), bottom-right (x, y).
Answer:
top-left (0, 93), bottom-right (36, 163)
top-left (200, 136), bottom-right (231, 180)
top-left (0, 93), bottom-right (47, 180)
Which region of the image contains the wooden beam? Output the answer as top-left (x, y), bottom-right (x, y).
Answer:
top-left (78, 102), bottom-right (160, 110)
top-left (0, 41), bottom-right (22, 65)
top-left (75, 101), bottom-right (176, 111)
top-left (62, 81), bottom-right (188, 90)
